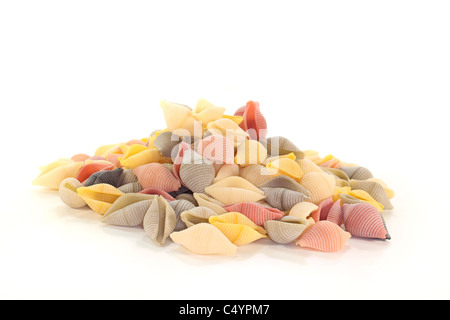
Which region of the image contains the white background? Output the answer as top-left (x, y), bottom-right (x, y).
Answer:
top-left (1, 1), bottom-right (449, 300)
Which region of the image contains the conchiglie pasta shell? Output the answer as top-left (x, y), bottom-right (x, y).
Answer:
top-left (223, 202), bottom-right (284, 226)
top-left (339, 166), bottom-right (373, 180)
top-left (143, 196), bottom-right (177, 245)
top-left (326, 200), bottom-right (343, 226)
top-left (169, 199), bottom-right (196, 231)
top-left (265, 216), bottom-right (309, 244)
top-left (58, 178), bottom-right (86, 208)
top-left (77, 184), bottom-right (124, 215)
top-left (153, 131), bottom-right (181, 157)
top-left (133, 163), bottom-right (181, 192)
top-left (160, 100), bottom-right (197, 135)
top-left (204, 176), bottom-right (266, 205)
top-left (197, 135), bottom-right (235, 164)
top-left (84, 168), bottom-right (124, 187)
top-left (33, 160), bottom-right (83, 190)
top-left (349, 180), bottom-right (393, 210)
top-left (118, 182), bottom-right (143, 193)
top-left (193, 193), bottom-right (227, 214)
top-left (235, 100), bottom-right (268, 140)
top-left (206, 118), bottom-right (249, 145)
top-left (235, 140), bottom-right (267, 166)
top-left (296, 221), bottom-right (351, 252)
top-left (260, 187), bottom-right (310, 211)
top-left (288, 202), bottom-right (318, 225)
top-left (262, 136), bottom-right (304, 159)
top-left (119, 145), bottom-right (161, 169)
top-left (297, 159), bottom-right (323, 175)
top-left (266, 158), bottom-right (303, 182)
top-left (170, 223), bottom-right (238, 256)
top-left (179, 151), bottom-right (215, 193)
top-left (300, 172), bottom-right (336, 205)
top-left (209, 212), bottom-right (267, 246)
top-left (180, 206), bottom-right (218, 228)
top-left (239, 164), bottom-right (272, 187)
top-left (214, 164), bottom-right (240, 183)
top-left (102, 193), bottom-right (156, 226)
top-left (342, 203), bottom-right (390, 240)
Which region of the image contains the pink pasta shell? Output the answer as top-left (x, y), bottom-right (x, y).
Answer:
top-left (296, 221), bottom-right (351, 252)
top-left (342, 203), bottom-right (390, 240)
top-left (234, 101), bottom-right (268, 140)
top-left (197, 135), bottom-right (235, 165)
top-left (223, 202), bottom-right (284, 227)
top-left (133, 163), bottom-right (181, 192)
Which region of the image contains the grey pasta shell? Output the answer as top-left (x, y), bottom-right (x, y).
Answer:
top-left (102, 193), bottom-right (156, 226)
top-left (143, 196), bottom-right (177, 245)
top-left (339, 167), bottom-right (373, 181)
top-left (175, 193), bottom-right (198, 206)
top-left (58, 178), bottom-right (87, 208)
top-left (118, 182), bottom-right (143, 193)
top-left (84, 168), bottom-right (124, 187)
top-left (349, 179), bottom-right (393, 210)
top-left (180, 206), bottom-right (219, 228)
top-left (264, 216), bottom-right (309, 244)
top-left (169, 199), bottom-right (196, 231)
top-left (179, 151), bottom-right (215, 193)
top-left (117, 169), bottom-right (139, 187)
top-left (153, 131), bottom-right (182, 157)
top-left (261, 187), bottom-right (310, 211)
top-left (261, 136), bottom-right (304, 159)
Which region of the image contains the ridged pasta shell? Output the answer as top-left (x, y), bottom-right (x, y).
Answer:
top-left (133, 163), bottom-right (181, 192)
top-left (58, 178), bottom-right (86, 208)
top-left (172, 142), bottom-right (192, 181)
top-left (197, 135), bottom-right (235, 164)
top-left (339, 193), bottom-right (366, 206)
top-left (300, 172), bottom-right (336, 205)
top-left (297, 158), bottom-right (323, 174)
top-left (76, 160), bottom-right (115, 183)
top-left (311, 197), bottom-right (335, 222)
top-left (71, 153), bottom-right (91, 162)
top-left (169, 199), bottom-right (196, 231)
top-left (206, 118), bottom-right (249, 146)
top-left (234, 100), bottom-right (268, 140)
top-left (214, 164), bottom-right (240, 183)
top-left (321, 167), bottom-right (350, 181)
top-left (326, 200), bottom-right (343, 226)
top-left (342, 203), bottom-right (391, 240)
top-left (223, 202), bottom-right (284, 226)
top-left (235, 140), bottom-right (268, 166)
top-left (175, 193), bottom-right (198, 206)
top-left (265, 216), bottom-right (309, 244)
top-left (118, 182), bottom-right (143, 193)
top-left (153, 131), bottom-right (182, 157)
top-left (367, 178), bottom-right (395, 199)
top-left (179, 150), bottom-right (215, 193)
top-left (209, 212), bottom-right (267, 246)
top-left (143, 196), bottom-right (177, 245)
top-left (349, 180), bottom-right (393, 210)
top-left (204, 176), bottom-right (266, 205)
top-left (259, 176), bottom-right (311, 211)
top-left (262, 136), bottom-right (304, 159)
top-left (119, 145), bottom-right (161, 169)
top-left (266, 157), bottom-right (303, 182)
top-left (193, 193), bottom-right (227, 214)
top-left (160, 100), bottom-right (198, 136)
top-left (259, 175), bottom-right (308, 193)
top-left (170, 223), bottom-right (238, 256)
top-left (296, 221), bottom-right (351, 252)
top-left (102, 193), bottom-right (156, 226)
top-left (239, 164), bottom-right (272, 187)
top-left (139, 188), bottom-right (176, 201)
top-left (33, 160), bottom-right (84, 190)
top-left (339, 166), bottom-right (373, 180)
top-left (288, 202), bottom-right (318, 225)
top-left (77, 184), bottom-right (124, 215)
top-left (180, 206), bottom-right (218, 228)
top-left (193, 99), bottom-right (226, 124)
top-left (84, 168), bottom-right (124, 187)
top-left (117, 169), bottom-right (139, 187)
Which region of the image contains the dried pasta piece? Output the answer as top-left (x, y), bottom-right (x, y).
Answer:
top-left (119, 144), bottom-right (161, 169)
top-left (193, 193), bottom-right (227, 214)
top-left (76, 160), bottom-right (115, 183)
top-left (139, 188), bottom-right (176, 201)
top-left (180, 206), bottom-right (218, 228)
top-left (367, 178), bottom-right (395, 199)
top-left (102, 193), bottom-right (155, 226)
top-left (297, 159), bottom-right (323, 175)
top-left (342, 203), bottom-right (390, 240)
top-left (349, 180), bottom-right (393, 210)
top-left (296, 221), bottom-right (351, 252)
top-left (259, 176), bottom-right (310, 211)
top-left (33, 159), bottom-right (84, 190)
top-left (265, 216), bottom-right (310, 244)
top-left (339, 166), bottom-right (373, 180)
top-left (204, 176), bottom-right (266, 205)
top-left (143, 196), bottom-right (177, 245)
top-left (153, 131), bottom-right (182, 157)
top-left (239, 164), bottom-right (273, 187)
top-left (71, 153), bottom-right (90, 162)
top-left (209, 212), bottom-right (267, 246)
top-left (311, 197), bottom-right (335, 222)
top-left (234, 100), bottom-right (268, 140)
top-left (160, 100), bottom-right (198, 136)
top-left (262, 136), bottom-right (304, 159)
top-left (170, 223), bottom-right (238, 256)
top-left (235, 140), bottom-right (268, 166)
top-left (117, 169), bottom-right (139, 187)
top-left (118, 182), bottom-right (143, 193)
top-left (206, 118), bottom-right (249, 146)
top-left (197, 135), bottom-right (235, 165)
top-left (326, 200), bottom-right (343, 226)
top-left (266, 157), bottom-right (303, 182)
top-left (321, 167), bottom-right (350, 181)
top-left (300, 172), bottom-right (336, 205)
top-left (133, 163), bottom-right (181, 192)
top-left (179, 150), bottom-right (215, 193)
top-left (224, 202), bottom-right (284, 226)
top-left (58, 178), bottom-right (86, 208)
top-left (77, 184), bottom-right (124, 215)
top-left (288, 202), bottom-right (318, 225)
top-left (175, 193), bottom-right (198, 206)
top-left (169, 199), bottom-right (196, 231)
top-left (84, 168), bottom-right (124, 187)
top-left (214, 164), bottom-right (240, 183)
top-left (193, 98), bottom-right (226, 125)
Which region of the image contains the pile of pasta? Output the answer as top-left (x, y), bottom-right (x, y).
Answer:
top-left (32, 99), bottom-right (394, 255)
